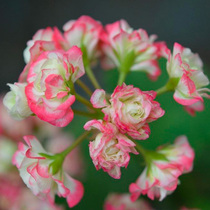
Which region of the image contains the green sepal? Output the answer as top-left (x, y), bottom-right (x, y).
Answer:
top-left (146, 151), bottom-right (168, 162)
top-left (119, 50), bottom-right (136, 74)
top-left (39, 153), bottom-right (54, 159)
top-left (39, 153), bottom-right (64, 175)
top-left (49, 154), bottom-right (65, 175)
top-left (144, 150), bottom-right (168, 176)
top-left (81, 44), bottom-right (89, 67)
top-left (166, 77), bottom-right (180, 91)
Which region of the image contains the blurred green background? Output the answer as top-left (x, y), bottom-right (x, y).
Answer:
top-left (1, 0), bottom-right (210, 209)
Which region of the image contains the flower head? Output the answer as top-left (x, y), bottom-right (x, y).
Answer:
top-left (129, 136), bottom-right (194, 201)
top-left (91, 84), bottom-right (165, 140)
top-left (166, 42), bottom-right (210, 107)
top-left (24, 27), bottom-right (68, 64)
top-left (12, 135), bottom-right (84, 208)
top-left (25, 46), bottom-right (85, 127)
top-left (100, 20), bottom-right (166, 80)
top-left (63, 15), bottom-right (103, 64)
top-left (157, 136), bottom-right (194, 173)
top-left (84, 120), bottom-right (138, 179)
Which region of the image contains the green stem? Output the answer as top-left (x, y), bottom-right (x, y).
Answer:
top-left (130, 138), bottom-right (151, 165)
top-left (76, 79), bottom-right (93, 96)
top-left (75, 93), bottom-right (94, 110)
top-left (155, 78), bottom-right (179, 96)
top-left (155, 85), bottom-right (169, 96)
top-left (133, 141), bottom-right (147, 158)
top-left (85, 65), bottom-right (101, 89)
top-left (61, 131), bottom-right (91, 158)
top-left (73, 109), bottom-right (97, 118)
top-left (118, 71), bottom-right (128, 86)
top-left (75, 94), bottom-right (104, 119)
top-left (40, 131), bottom-right (91, 175)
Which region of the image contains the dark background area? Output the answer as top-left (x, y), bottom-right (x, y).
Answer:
top-left (1, 0), bottom-right (210, 209)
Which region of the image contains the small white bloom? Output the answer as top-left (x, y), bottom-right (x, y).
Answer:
top-left (3, 83), bottom-right (32, 120)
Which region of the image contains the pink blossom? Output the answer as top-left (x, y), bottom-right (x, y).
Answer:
top-left (129, 136), bottom-right (194, 201)
top-left (157, 136), bottom-right (195, 173)
top-left (91, 84), bottom-right (165, 140)
top-left (25, 46), bottom-right (85, 127)
top-left (166, 42), bottom-right (210, 106)
top-left (63, 15), bottom-right (103, 64)
top-left (23, 27), bottom-right (68, 64)
top-left (84, 120), bottom-right (138, 179)
top-left (104, 193), bottom-right (152, 210)
top-left (129, 164), bottom-right (181, 202)
top-left (100, 20), bottom-right (166, 80)
top-left (12, 135), bottom-right (84, 208)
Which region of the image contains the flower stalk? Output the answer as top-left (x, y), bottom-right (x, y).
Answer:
top-left (75, 93), bottom-right (95, 110)
top-left (85, 65), bottom-right (101, 89)
top-left (60, 131), bottom-right (91, 158)
top-left (118, 71), bottom-right (128, 86)
top-left (76, 79), bottom-right (93, 96)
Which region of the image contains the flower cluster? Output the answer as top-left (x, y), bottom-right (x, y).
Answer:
top-left (2, 15), bottom-right (210, 208)
top-left (3, 16), bottom-right (168, 127)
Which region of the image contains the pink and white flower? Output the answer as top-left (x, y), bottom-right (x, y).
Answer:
top-left (24, 27), bottom-right (68, 64)
top-left (157, 136), bottom-right (194, 173)
top-left (12, 135), bottom-right (84, 208)
top-left (25, 46), bottom-right (85, 127)
top-left (129, 136), bottom-right (194, 201)
top-left (3, 83), bottom-right (32, 120)
top-left (63, 15), bottom-right (103, 64)
top-left (84, 120), bottom-right (138, 179)
top-left (91, 84), bottom-right (165, 140)
top-left (166, 42), bottom-right (210, 107)
top-left (104, 193), bottom-right (152, 210)
top-left (129, 164), bottom-right (181, 202)
top-left (100, 20), bottom-right (166, 80)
